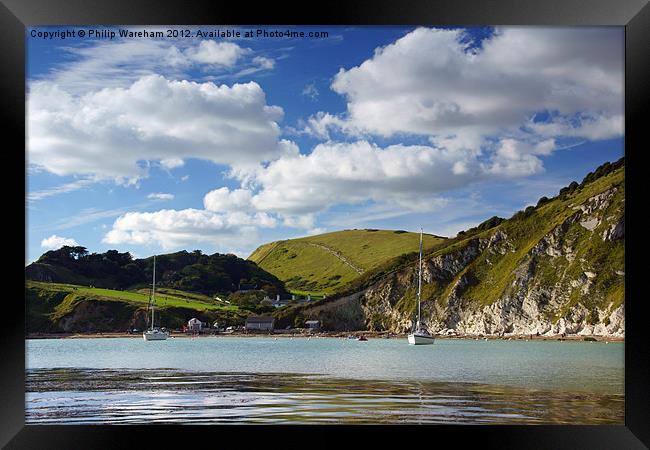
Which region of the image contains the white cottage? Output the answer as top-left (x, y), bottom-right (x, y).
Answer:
top-left (188, 317), bottom-right (202, 332)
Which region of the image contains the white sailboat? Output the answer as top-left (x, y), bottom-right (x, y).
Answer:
top-left (143, 255), bottom-right (169, 341)
top-left (408, 228), bottom-right (435, 345)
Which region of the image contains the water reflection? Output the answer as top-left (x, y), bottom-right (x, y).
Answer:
top-left (26, 368), bottom-right (623, 424)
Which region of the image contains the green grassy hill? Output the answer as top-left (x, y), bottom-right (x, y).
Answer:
top-left (249, 229), bottom-right (447, 295)
top-left (26, 281), bottom-right (249, 333)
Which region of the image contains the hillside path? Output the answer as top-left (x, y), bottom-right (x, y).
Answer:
top-left (253, 241), bottom-right (280, 266)
top-left (306, 242), bottom-right (365, 275)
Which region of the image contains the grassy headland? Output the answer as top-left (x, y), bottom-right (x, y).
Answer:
top-left (26, 280), bottom-right (250, 334)
top-left (249, 229), bottom-right (446, 295)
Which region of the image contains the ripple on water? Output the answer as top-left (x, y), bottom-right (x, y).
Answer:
top-left (25, 368), bottom-right (624, 424)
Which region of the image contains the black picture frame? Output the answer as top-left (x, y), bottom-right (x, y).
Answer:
top-left (3, 0), bottom-right (648, 448)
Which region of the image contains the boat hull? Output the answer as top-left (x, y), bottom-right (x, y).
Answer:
top-left (143, 331), bottom-right (169, 341)
top-left (408, 333), bottom-right (435, 345)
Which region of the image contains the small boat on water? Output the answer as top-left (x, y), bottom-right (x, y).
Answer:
top-left (407, 228), bottom-right (435, 346)
top-left (143, 255), bottom-right (169, 342)
top-left (357, 336), bottom-right (368, 341)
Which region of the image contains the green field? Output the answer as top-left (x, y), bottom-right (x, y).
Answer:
top-left (249, 229), bottom-right (446, 295)
top-left (26, 280), bottom-right (251, 333)
top-left (27, 281), bottom-right (235, 315)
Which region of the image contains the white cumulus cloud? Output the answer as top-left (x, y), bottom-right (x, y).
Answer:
top-left (203, 187), bottom-right (254, 212)
top-left (242, 140), bottom-right (480, 215)
top-left (185, 40), bottom-right (250, 66)
top-left (483, 138), bottom-right (556, 177)
top-left (28, 75), bottom-right (286, 182)
top-left (103, 208), bottom-right (278, 250)
top-left (323, 27), bottom-right (622, 142)
top-left (41, 235), bottom-right (79, 250)
top-left (215, 136), bottom-right (562, 221)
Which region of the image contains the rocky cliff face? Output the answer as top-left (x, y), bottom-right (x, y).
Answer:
top-left (295, 164), bottom-right (625, 338)
top-left (361, 182), bottom-right (624, 337)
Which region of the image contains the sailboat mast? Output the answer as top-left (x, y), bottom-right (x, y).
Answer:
top-left (151, 255), bottom-right (156, 331)
top-left (417, 228), bottom-right (423, 327)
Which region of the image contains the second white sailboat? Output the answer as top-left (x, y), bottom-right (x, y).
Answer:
top-left (408, 228), bottom-right (435, 345)
top-left (143, 255), bottom-right (169, 341)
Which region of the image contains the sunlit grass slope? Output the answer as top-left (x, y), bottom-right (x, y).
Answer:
top-left (25, 280), bottom-right (240, 332)
top-left (249, 229), bottom-right (446, 295)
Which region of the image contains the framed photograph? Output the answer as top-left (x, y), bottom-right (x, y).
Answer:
top-left (3, 0), bottom-right (648, 447)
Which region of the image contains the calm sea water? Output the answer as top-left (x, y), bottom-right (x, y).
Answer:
top-left (26, 337), bottom-right (624, 424)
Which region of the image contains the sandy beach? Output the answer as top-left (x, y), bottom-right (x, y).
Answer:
top-left (26, 330), bottom-right (624, 342)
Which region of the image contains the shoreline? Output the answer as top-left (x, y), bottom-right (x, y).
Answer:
top-left (26, 331), bottom-right (624, 342)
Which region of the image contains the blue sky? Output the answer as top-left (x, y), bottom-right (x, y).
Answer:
top-left (26, 26), bottom-right (624, 263)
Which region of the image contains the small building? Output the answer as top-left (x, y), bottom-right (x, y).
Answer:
top-left (188, 317), bottom-right (202, 332)
top-left (245, 316), bottom-right (275, 331)
top-left (305, 320), bottom-right (320, 331)
top-left (272, 294), bottom-right (290, 308)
